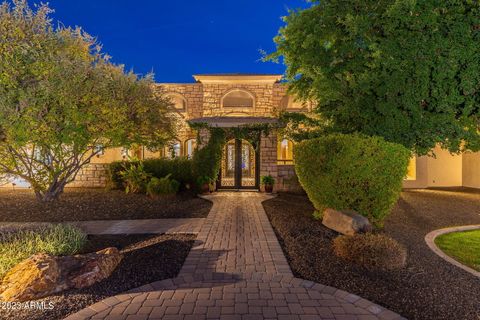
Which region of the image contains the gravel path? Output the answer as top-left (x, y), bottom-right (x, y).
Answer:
top-left (262, 188), bottom-right (480, 320)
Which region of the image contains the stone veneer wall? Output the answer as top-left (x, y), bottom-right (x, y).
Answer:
top-left (277, 165), bottom-right (304, 194)
top-left (260, 132), bottom-right (278, 192)
top-left (68, 163), bottom-right (109, 188)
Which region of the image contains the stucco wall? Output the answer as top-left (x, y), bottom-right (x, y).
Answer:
top-left (402, 156), bottom-right (429, 189)
top-left (425, 145), bottom-right (463, 187)
top-left (463, 152), bottom-right (480, 188)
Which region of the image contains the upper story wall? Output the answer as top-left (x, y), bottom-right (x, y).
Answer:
top-left (157, 74), bottom-right (307, 121)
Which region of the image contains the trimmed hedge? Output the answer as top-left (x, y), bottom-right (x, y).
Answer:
top-left (108, 157), bottom-right (194, 190)
top-left (294, 134), bottom-right (410, 226)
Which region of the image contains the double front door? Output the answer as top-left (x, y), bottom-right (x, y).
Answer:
top-left (219, 139), bottom-right (259, 189)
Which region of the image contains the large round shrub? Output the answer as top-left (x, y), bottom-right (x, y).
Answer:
top-left (294, 134), bottom-right (410, 226)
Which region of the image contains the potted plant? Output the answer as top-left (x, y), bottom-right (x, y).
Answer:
top-left (197, 176), bottom-right (211, 194)
top-left (261, 175), bottom-right (275, 193)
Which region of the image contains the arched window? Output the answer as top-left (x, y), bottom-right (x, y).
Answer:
top-left (277, 138), bottom-right (294, 165)
top-left (166, 93), bottom-right (187, 112)
top-left (222, 89), bottom-right (254, 108)
top-left (281, 95), bottom-right (308, 110)
top-left (185, 139), bottom-right (197, 158)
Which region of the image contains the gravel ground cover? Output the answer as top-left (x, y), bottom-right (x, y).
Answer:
top-left (262, 188), bottom-right (480, 320)
top-left (0, 188), bottom-right (212, 222)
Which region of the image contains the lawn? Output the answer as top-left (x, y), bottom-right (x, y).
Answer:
top-left (435, 229), bottom-right (480, 272)
top-left (0, 188), bottom-right (212, 222)
top-left (262, 188), bottom-right (480, 320)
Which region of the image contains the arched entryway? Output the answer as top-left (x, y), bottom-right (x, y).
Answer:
top-left (219, 139), bottom-right (259, 189)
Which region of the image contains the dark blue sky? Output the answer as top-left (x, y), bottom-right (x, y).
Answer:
top-left (43, 0), bottom-right (309, 83)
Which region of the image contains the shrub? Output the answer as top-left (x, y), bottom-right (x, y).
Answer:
top-left (294, 134), bottom-right (410, 226)
top-left (146, 174), bottom-right (180, 197)
top-left (143, 157), bottom-right (194, 188)
top-left (333, 233), bottom-right (407, 271)
top-left (108, 157), bottom-right (194, 191)
top-left (192, 128), bottom-right (226, 187)
top-left (261, 175), bottom-right (275, 186)
top-left (0, 224), bottom-right (87, 278)
top-left (119, 162), bottom-right (151, 194)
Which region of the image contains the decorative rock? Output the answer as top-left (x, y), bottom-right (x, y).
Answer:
top-left (0, 253), bottom-right (62, 302)
top-left (68, 247), bottom-right (123, 289)
top-left (322, 208), bottom-right (372, 235)
top-left (0, 247), bottom-right (122, 302)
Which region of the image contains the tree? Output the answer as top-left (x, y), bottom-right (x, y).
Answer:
top-left (0, 0), bottom-right (176, 201)
top-left (268, 0), bottom-right (480, 155)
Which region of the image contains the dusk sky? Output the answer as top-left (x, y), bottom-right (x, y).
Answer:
top-left (44, 0), bottom-right (310, 83)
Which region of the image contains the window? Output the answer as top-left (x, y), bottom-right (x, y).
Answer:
top-left (185, 139), bottom-right (197, 158)
top-left (94, 145), bottom-right (105, 157)
top-left (222, 89), bottom-right (254, 108)
top-left (166, 141), bottom-right (181, 158)
top-left (405, 157), bottom-right (417, 180)
top-left (167, 93), bottom-right (187, 112)
top-left (277, 138), bottom-right (294, 165)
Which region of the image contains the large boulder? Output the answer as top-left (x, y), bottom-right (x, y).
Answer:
top-left (0, 253), bottom-right (62, 302)
top-left (322, 208), bottom-right (372, 235)
top-left (0, 247), bottom-right (122, 302)
top-left (68, 247), bottom-right (123, 288)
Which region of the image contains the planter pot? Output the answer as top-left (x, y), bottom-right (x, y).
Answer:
top-left (200, 183), bottom-right (210, 194)
top-left (264, 184), bottom-right (273, 193)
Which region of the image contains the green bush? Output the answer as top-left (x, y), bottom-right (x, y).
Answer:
top-left (333, 233), bottom-right (407, 271)
top-left (294, 134), bottom-right (410, 226)
top-left (261, 175), bottom-right (275, 186)
top-left (143, 157), bottom-right (194, 188)
top-left (108, 157), bottom-right (194, 191)
top-left (119, 162), bottom-right (151, 194)
top-left (0, 224), bottom-right (87, 278)
top-left (146, 174), bottom-right (180, 197)
top-left (192, 128), bottom-right (226, 186)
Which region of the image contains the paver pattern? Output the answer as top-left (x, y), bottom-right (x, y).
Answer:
top-left (66, 192), bottom-right (404, 320)
top-left (0, 218), bottom-right (204, 235)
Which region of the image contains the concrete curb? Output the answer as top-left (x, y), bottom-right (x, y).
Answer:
top-left (425, 225), bottom-right (480, 278)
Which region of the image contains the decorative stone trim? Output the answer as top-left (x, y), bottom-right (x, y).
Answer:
top-left (425, 225), bottom-right (480, 278)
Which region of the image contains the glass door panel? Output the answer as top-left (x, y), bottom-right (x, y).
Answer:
top-left (220, 139), bottom-right (236, 187)
top-left (240, 140), bottom-right (256, 187)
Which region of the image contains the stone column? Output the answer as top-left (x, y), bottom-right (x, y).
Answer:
top-left (260, 132), bottom-right (278, 192)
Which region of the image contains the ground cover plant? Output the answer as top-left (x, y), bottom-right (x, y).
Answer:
top-left (435, 229), bottom-right (480, 272)
top-left (0, 224), bottom-right (87, 278)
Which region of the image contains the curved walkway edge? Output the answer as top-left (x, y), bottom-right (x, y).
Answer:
top-left (425, 224), bottom-right (480, 278)
top-left (65, 192), bottom-right (405, 320)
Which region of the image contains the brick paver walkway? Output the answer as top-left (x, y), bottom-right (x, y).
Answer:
top-left (66, 192), bottom-right (404, 320)
top-left (0, 218), bottom-right (204, 235)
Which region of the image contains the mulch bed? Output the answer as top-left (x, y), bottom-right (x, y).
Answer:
top-left (0, 188), bottom-right (212, 222)
top-left (262, 189), bottom-right (480, 320)
top-left (1, 233), bottom-right (195, 320)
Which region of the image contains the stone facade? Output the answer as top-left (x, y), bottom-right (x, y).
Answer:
top-left (71, 74), bottom-right (305, 191)
top-left (69, 163), bottom-right (109, 188)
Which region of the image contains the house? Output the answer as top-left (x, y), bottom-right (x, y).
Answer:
top-left (7, 73), bottom-right (479, 191)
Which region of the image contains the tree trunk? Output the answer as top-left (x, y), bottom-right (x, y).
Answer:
top-left (34, 180), bottom-right (68, 202)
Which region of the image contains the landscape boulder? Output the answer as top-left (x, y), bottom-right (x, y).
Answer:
top-left (0, 247), bottom-right (122, 302)
top-left (322, 208), bottom-right (372, 235)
